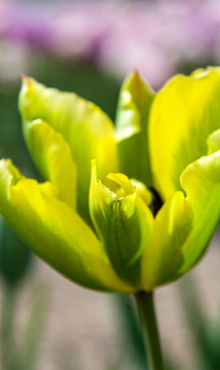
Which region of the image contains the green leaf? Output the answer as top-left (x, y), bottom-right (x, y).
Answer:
top-left (115, 70), bottom-right (155, 186)
top-left (0, 216), bottom-right (32, 288)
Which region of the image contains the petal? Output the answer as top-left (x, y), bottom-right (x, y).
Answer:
top-left (142, 129), bottom-right (220, 290)
top-left (89, 161), bottom-right (153, 288)
top-left (25, 119), bottom-right (77, 210)
top-left (141, 191), bottom-right (193, 291)
top-left (0, 160), bottom-right (134, 293)
top-left (178, 135), bottom-right (220, 274)
top-left (207, 128), bottom-right (220, 155)
top-left (115, 70), bottom-right (155, 186)
top-left (130, 179), bottom-right (153, 206)
top-left (149, 66), bottom-right (220, 200)
top-left (19, 77), bottom-right (119, 224)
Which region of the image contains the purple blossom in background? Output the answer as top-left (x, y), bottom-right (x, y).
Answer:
top-left (1, 0), bottom-right (220, 88)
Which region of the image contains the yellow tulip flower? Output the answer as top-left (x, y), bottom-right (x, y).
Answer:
top-left (0, 67), bottom-right (220, 294)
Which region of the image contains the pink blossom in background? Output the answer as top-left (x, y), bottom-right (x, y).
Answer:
top-left (1, 0), bottom-right (220, 88)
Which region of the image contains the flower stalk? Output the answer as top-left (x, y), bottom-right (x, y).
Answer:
top-left (135, 291), bottom-right (164, 370)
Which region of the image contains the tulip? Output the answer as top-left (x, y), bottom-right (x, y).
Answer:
top-left (1, 66), bottom-right (220, 369)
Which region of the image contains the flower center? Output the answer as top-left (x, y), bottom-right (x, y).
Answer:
top-left (149, 188), bottom-right (163, 217)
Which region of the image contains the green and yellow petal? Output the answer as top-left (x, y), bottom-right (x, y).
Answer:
top-left (149, 66), bottom-right (220, 200)
top-left (90, 161), bottom-right (153, 288)
top-left (115, 70), bottom-right (155, 186)
top-left (141, 127), bottom-right (220, 290)
top-left (19, 76), bottom-right (119, 224)
top-left (178, 133), bottom-right (220, 274)
top-left (141, 191), bottom-right (193, 291)
top-left (0, 159), bottom-right (134, 293)
top-left (25, 119), bottom-right (77, 210)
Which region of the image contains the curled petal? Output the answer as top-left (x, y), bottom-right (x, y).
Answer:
top-left (90, 161), bottom-right (153, 288)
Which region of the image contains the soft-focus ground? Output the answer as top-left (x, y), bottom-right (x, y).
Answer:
top-left (1, 229), bottom-right (219, 370)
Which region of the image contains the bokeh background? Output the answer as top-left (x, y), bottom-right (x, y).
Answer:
top-left (1, 0), bottom-right (220, 369)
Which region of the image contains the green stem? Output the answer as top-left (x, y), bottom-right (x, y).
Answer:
top-left (135, 291), bottom-right (164, 370)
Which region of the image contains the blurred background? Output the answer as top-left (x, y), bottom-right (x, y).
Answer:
top-left (1, 0), bottom-right (220, 369)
